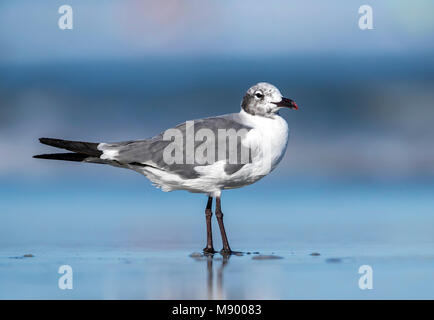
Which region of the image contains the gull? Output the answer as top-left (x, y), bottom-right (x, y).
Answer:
top-left (34, 82), bottom-right (298, 254)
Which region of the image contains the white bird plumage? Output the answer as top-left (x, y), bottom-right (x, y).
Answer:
top-left (35, 82), bottom-right (298, 254)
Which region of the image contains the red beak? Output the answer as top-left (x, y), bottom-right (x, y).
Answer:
top-left (272, 97), bottom-right (298, 110)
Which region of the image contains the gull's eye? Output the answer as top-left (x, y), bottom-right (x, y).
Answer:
top-left (254, 91), bottom-right (264, 99)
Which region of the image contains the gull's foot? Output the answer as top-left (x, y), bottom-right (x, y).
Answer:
top-left (203, 247), bottom-right (216, 254)
top-left (220, 249), bottom-right (244, 256)
top-left (220, 248), bottom-right (233, 256)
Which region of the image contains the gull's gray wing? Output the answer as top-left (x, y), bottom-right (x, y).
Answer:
top-left (98, 114), bottom-right (254, 179)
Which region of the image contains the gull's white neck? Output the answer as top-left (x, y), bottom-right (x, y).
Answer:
top-left (238, 109), bottom-right (287, 128)
top-left (238, 109), bottom-right (290, 173)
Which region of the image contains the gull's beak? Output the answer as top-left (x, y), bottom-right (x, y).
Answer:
top-left (272, 97), bottom-right (299, 110)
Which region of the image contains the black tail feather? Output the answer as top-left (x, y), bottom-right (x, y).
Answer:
top-left (39, 138), bottom-right (102, 157)
top-left (33, 152), bottom-right (90, 162)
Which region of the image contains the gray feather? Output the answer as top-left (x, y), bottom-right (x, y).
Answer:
top-left (101, 114), bottom-right (254, 179)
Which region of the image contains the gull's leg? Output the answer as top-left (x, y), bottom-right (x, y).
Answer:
top-left (203, 196), bottom-right (215, 254)
top-left (215, 196), bottom-right (232, 254)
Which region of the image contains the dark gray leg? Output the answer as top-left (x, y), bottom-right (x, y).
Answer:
top-left (215, 196), bottom-right (232, 254)
top-left (203, 196), bottom-right (215, 254)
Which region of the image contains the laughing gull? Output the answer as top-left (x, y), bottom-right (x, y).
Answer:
top-left (34, 82), bottom-right (298, 254)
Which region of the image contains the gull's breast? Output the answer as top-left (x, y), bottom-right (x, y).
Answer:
top-left (242, 114), bottom-right (289, 177)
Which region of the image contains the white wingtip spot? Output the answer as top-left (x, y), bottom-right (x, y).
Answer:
top-left (98, 143), bottom-right (120, 160)
top-left (101, 150), bottom-right (119, 160)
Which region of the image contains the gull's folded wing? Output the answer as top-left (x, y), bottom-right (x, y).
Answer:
top-left (99, 114), bottom-right (254, 178)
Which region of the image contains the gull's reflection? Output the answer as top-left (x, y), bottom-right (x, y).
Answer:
top-left (194, 253), bottom-right (229, 299)
top-left (207, 253), bottom-right (230, 299)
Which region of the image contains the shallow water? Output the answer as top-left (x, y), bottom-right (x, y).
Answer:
top-left (1, 243), bottom-right (433, 299)
top-left (1, 180), bottom-right (433, 299)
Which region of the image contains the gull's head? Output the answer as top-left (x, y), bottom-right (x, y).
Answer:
top-left (241, 82), bottom-right (298, 117)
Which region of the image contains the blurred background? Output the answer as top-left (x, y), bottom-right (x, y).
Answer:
top-left (0, 0), bottom-right (434, 299)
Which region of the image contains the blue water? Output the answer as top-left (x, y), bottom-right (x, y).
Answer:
top-left (1, 176), bottom-right (433, 299)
